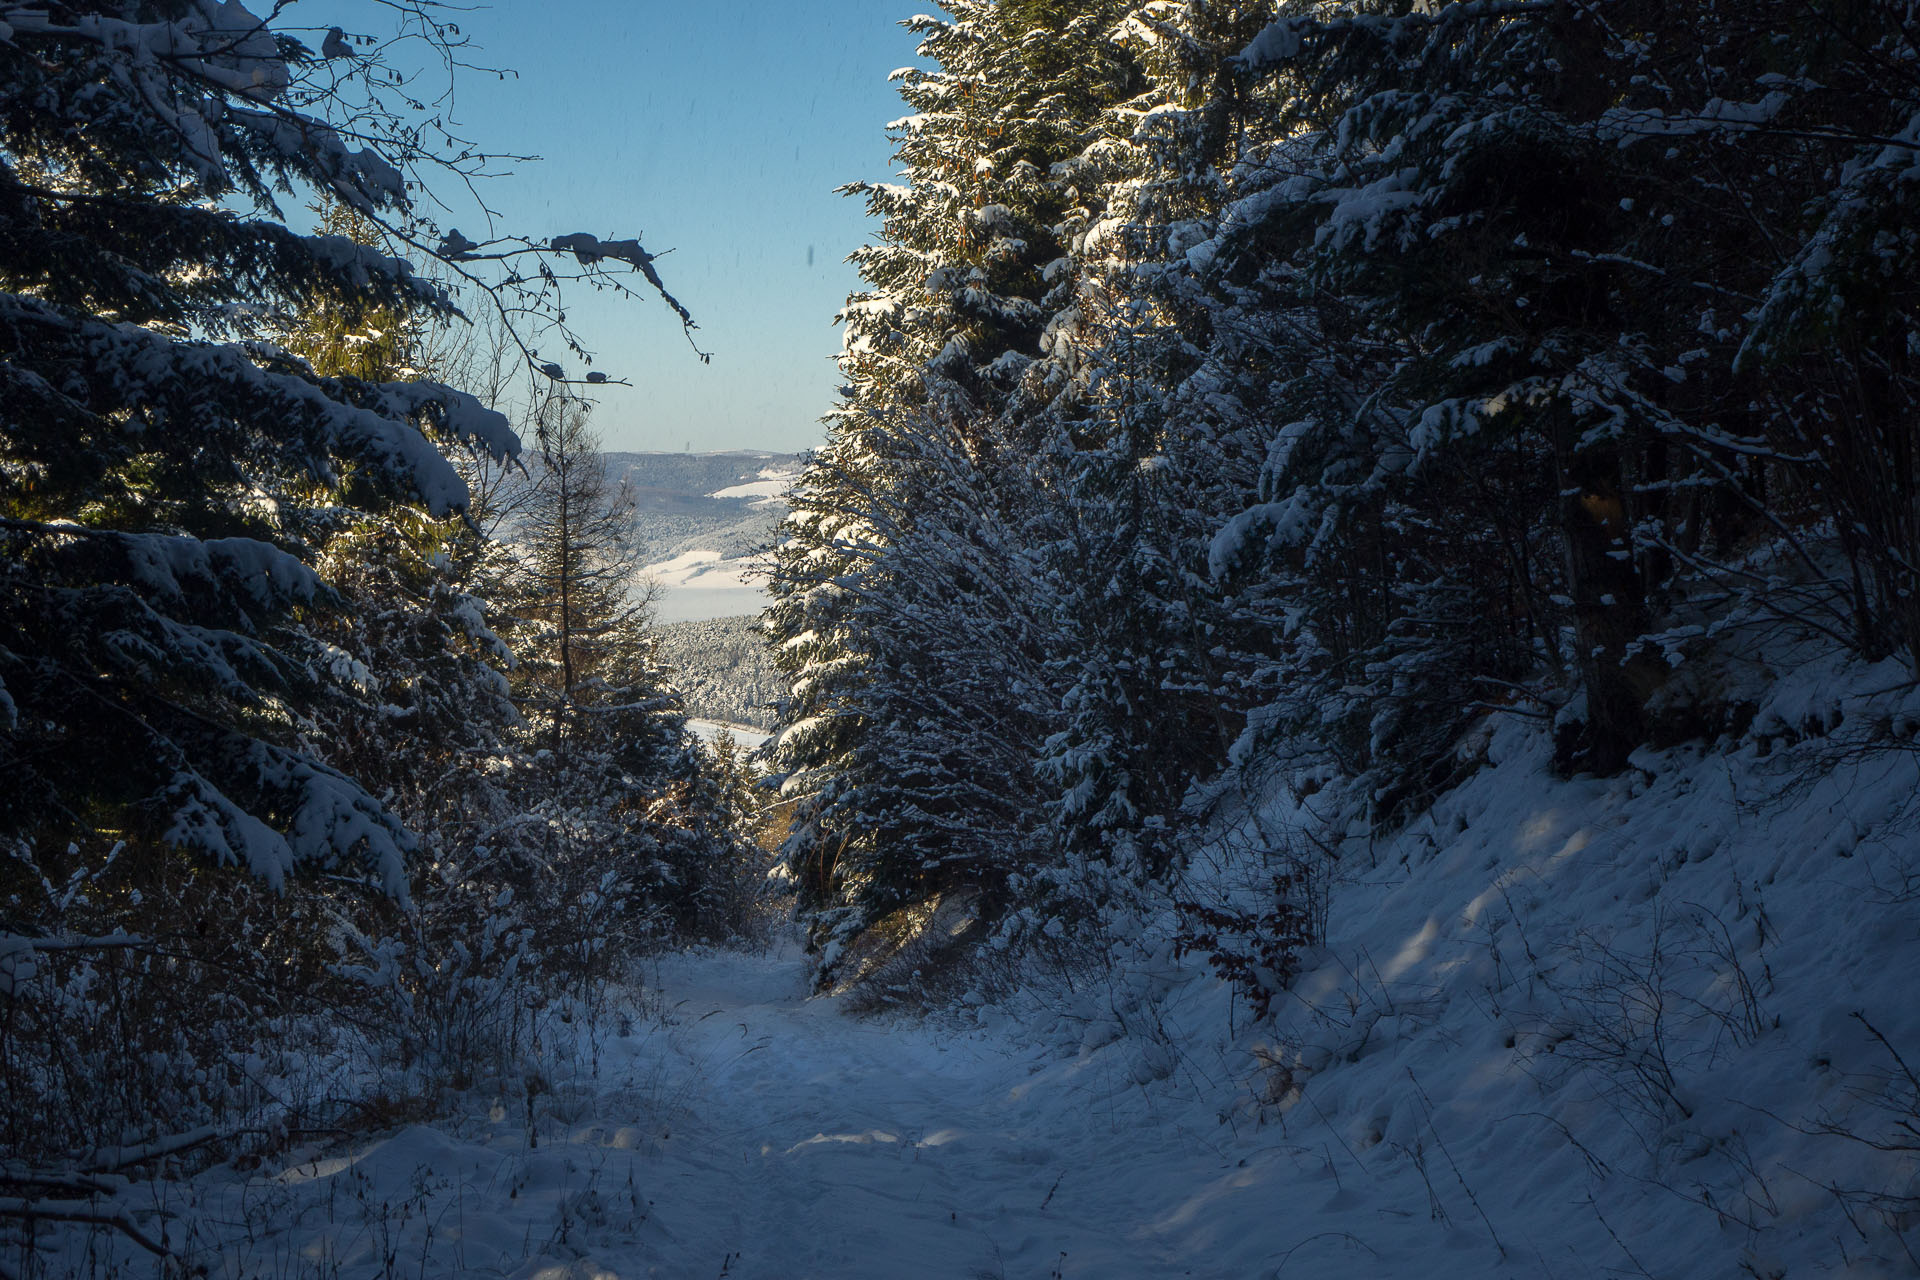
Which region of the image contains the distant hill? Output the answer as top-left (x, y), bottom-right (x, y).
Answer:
top-left (607, 451), bottom-right (804, 622)
top-left (655, 615), bottom-right (783, 730)
top-left (607, 451), bottom-right (800, 564)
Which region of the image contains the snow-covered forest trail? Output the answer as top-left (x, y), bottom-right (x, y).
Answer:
top-left (199, 941), bottom-right (1303, 1280)
top-left (176, 709), bottom-right (1920, 1280)
top-left (601, 945), bottom-right (1251, 1280)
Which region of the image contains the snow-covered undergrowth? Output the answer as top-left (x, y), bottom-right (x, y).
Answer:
top-left (1000, 652), bottom-right (1920, 1278)
top-left (18, 663), bottom-right (1918, 1279)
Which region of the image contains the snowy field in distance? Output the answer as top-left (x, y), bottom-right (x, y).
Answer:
top-left (642, 547), bottom-right (765, 623)
top-left (708, 470), bottom-right (792, 504)
top-left (687, 718), bottom-right (772, 750)
top-left (615, 452), bottom-right (798, 623)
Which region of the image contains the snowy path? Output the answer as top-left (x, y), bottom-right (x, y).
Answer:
top-left (195, 942), bottom-right (1401, 1279)
top-left (611, 946), bottom-right (1254, 1279)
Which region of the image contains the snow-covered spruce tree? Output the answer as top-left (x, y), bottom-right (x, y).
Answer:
top-left (267, 202), bottom-right (520, 859)
top-left (771, 414), bottom-right (1065, 980)
top-left (1205, 2), bottom-right (1685, 793)
top-left (1207, 0), bottom-right (1920, 805)
top-left (268, 318), bottom-right (550, 1083)
top-left (1021, 1), bottom-right (1279, 892)
top-left (768, 0), bottom-right (1143, 981)
top-left (1207, 3), bottom-right (1639, 791)
top-left (836, 1), bottom-right (1142, 433)
top-left (0, 0), bottom-right (701, 1175)
top-left (1717, 0), bottom-right (1920, 670)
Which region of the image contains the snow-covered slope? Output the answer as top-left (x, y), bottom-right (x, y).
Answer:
top-left (1015, 655), bottom-right (1920, 1279)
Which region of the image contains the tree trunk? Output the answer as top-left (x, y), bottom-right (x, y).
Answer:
top-left (1558, 434), bottom-right (1658, 774)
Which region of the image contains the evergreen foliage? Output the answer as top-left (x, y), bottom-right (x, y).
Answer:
top-left (0, 0), bottom-right (756, 1193)
top-left (768, 0), bottom-right (1151, 977)
top-left (653, 615), bottom-right (783, 730)
top-left (769, 0), bottom-right (1920, 991)
top-left (490, 401), bottom-right (754, 943)
top-left (0, 0), bottom-right (516, 891)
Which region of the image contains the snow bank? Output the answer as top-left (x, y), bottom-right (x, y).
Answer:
top-left (1000, 655), bottom-right (1920, 1278)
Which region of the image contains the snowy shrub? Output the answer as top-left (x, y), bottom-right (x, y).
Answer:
top-left (0, 840), bottom-right (383, 1173)
top-left (1173, 872), bottom-right (1318, 1024)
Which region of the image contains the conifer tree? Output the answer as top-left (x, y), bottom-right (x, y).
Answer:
top-left (767, 0), bottom-right (1920, 998)
top-left (1212, 0), bottom-right (1920, 796)
top-left (0, 0), bottom-right (710, 1188)
top-left (493, 402), bottom-right (747, 943)
top-left (1028, 1), bottom-right (1278, 881)
top-left (0, 0), bottom-right (698, 918)
top-left (768, 0), bottom-right (1142, 975)
top-left (507, 401), bottom-right (671, 759)
top-left (2, 4), bottom-right (503, 891)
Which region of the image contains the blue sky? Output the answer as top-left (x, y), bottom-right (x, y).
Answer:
top-left (314, 1), bottom-right (922, 454)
